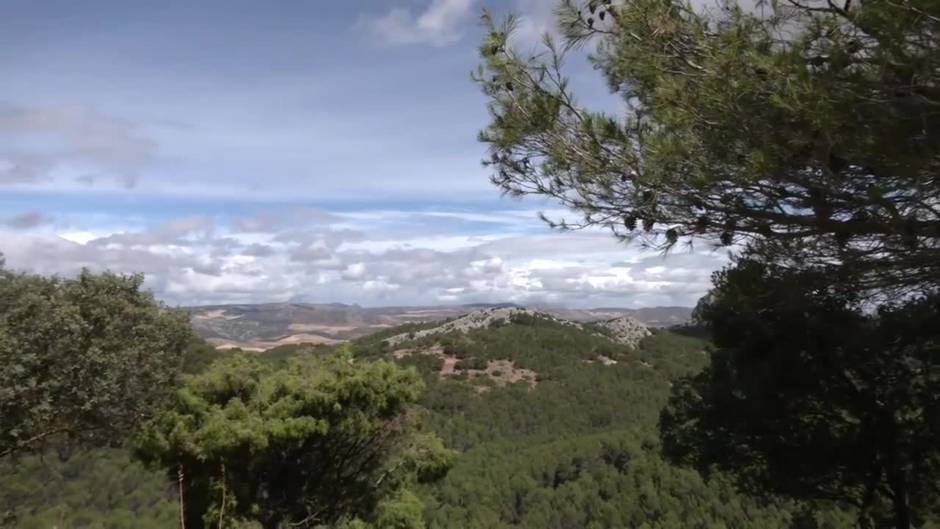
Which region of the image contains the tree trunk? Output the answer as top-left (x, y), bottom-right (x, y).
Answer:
top-left (888, 466), bottom-right (911, 529)
top-left (858, 460), bottom-right (882, 529)
top-left (178, 463), bottom-right (187, 529)
top-left (218, 463), bottom-right (226, 529)
top-left (877, 408), bottom-right (910, 529)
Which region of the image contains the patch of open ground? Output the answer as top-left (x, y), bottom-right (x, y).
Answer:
top-left (207, 332), bottom-right (340, 351)
top-left (193, 309), bottom-right (244, 321)
top-left (210, 340), bottom-right (266, 352)
top-left (275, 333), bottom-right (342, 345)
top-left (392, 345), bottom-right (536, 390)
top-left (385, 308), bottom-right (575, 346)
top-left (287, 323), bottom-right (360, 333)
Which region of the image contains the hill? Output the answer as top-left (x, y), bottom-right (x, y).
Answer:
top-left (6, 312), bottom-right (859, 529)
top-left (346, 311), bottom-right (844, 528)
top-left (384, 307), bottom-right (652, 349)
top-left (186, 302), bottom-right (691, 350)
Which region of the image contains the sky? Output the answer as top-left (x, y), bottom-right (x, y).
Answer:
top-left (0, 0), bottom-right (728, 308)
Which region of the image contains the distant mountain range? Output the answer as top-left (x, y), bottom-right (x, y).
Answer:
top-left (186, 302), bottom-right (692, 351)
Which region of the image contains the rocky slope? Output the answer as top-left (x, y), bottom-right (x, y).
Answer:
top-left (384, 307), bottom-right (573, 346)
top-left (384, 307), bottom-right (651, 349)
top-left (594, 316), bottom-right (652, 348)
top-left (188, 302), bottom-right (679, 350)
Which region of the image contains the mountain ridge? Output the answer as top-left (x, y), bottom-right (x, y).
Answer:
top-left (186, 302), bottom-right (691, 351)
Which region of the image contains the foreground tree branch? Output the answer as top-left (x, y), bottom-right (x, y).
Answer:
top-left (476, 0), bottom-right (940, 296)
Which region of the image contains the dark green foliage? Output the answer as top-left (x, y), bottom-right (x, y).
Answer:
top-left (135, 350), bottom-right (454, 529)
top-left (397, 354), bottom-right (446, 382)
top-left (0, 309), bottom-right (879, 528)
top-left (0, 265), bottom-right (191, 458)
top-left (0, 334), bottom-right (239, 528)
top-left (476, 3), bottom-right (940, 526)
top-left (0, 448), bottom-right (177, 529)
top-left (181, 335), bottom-right (235, 374)
top-left (660, 260), bottom-right (940, 528)
top-left (257, 342), bottom-right (333, 367)
top-left (634, 330), bottom-right (708, 381)
top-left (349, 320), bottom-right (456, 357)
top-left (352, 317), bottom-right (846, 528)
top-left (476, 0), bottom-right (940, 294)
top-left (404, 322), bottom-right (839, 529)
top-left (423, 432), bottom-right (818, 529)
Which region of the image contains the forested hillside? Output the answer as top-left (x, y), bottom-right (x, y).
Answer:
top-left (3, 311), bottom-right (861, 528)
top-left (353, 312), bottom-right (859, 529)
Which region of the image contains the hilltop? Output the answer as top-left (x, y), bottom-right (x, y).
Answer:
top-left (385, 307), bottom-right (651, 349)
top-left (347, 307), bottom-right (696, 397)
top-left (187, 302), bottom-right (690, 350)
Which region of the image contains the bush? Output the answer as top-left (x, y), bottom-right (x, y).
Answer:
top-left (456, 357), bottom-right (488, 371)
top-left (0, 266), bottom-right (191, 458)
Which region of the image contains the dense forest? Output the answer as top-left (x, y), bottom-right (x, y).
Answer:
top-left (0, 311), bottom-right (877, 529)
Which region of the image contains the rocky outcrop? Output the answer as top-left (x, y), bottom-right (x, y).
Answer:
top-left (595, 316), bottom-right (651, 348)
top-left (384, 307), bottom-right (571, 346)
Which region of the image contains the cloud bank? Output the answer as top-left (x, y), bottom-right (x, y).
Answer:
top-left (0, 206), bottom-right (727, 308)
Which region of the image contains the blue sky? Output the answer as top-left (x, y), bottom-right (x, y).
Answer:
top-left (0, 0), bottom-right (727, 307)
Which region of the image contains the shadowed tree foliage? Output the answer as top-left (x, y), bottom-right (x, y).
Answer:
top-left (135, 351), bottom-right (455, 529)
top-left (659, 260), bottom-right (940, 529)
top-left (0, 262), bottom-right (191, 459)
top-left (476, 0), bottom-right (940, 295)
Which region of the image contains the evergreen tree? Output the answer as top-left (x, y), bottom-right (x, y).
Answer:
top-left (660, 260), bottom-right (940, 528)
top-left (476, 0), bottom-right (940, 295)
top-left (135, 351), bottom-right (454, 529)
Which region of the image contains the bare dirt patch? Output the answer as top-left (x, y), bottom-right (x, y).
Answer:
top-left (390, 345), bottom-right (536, 389)
top-left (481, 359), bottom-right (536, 386)
top-left (194, 309), bottom-right (244, 321)
top-left (209, 339), bottom-right (266, 352)
top-left (207, 333), bottom-right (340, 352)
top-left (450, 359), bottom-right (536, 389)
top-left (275, 333), bottom-right (342, 345)
top-left (391, 348), bottom-right (413, 360)
top-left (440, 355), bottom-right (460, 376)
top-left (287, 323), bottom-right (360, 333)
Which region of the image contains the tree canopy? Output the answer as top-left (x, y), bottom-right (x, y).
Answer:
top-left (0, 263), bottom-right (191, 459)
top-left (135, 351), bottom-right (454, 529)
top-left (476, 2), bottom-right (940, 527)
top-left (476, 0), bottom-right (940, 294)
top-left (659, 259), bottom-right (940, 529)
top-left (0, 315), bottom-right (882, 528)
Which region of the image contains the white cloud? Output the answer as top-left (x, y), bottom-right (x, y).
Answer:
top-left (0, 208), bottom-right (728, 308)
top-left (509, 0), bottom-right (561, 48)
top-left (360, 0), bottom-right (562, 48)
top-left (341, 262), bottom-right (367, 280)
top-left (362, 0), bottom-right (477, 46)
